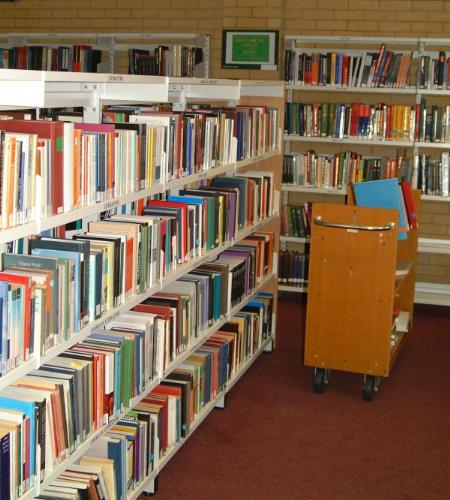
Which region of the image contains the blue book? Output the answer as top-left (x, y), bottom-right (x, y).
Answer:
top-left (0, 281), bottom-right (8, 376)
top-left (0, 395), bottom-right (36, 484)
top-left (107, 435), bottom-right (127, 500)
top-left (353, 178), bottom-right (408, 240)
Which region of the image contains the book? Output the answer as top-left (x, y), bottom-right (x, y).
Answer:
top-left (352, 178), bottom-right (409, 240)
top-left (0, 120), bottom-right (65, 215)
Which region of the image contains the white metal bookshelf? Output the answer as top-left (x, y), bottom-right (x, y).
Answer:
top-left (0, 70), bottom-right (284, 499)
top-left (0, 32), bottom-right (210, 77)
top-left (35, 271), bottom-right (277, 498)
top-left (282, 35), bottom-right (450, 305)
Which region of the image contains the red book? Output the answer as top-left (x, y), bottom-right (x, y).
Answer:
top-left (342, 55), bottom-right (350, 86)
top-left (372, 43), bottom-right (387, 87)
top-left (310, 53), bottom-right (319, 85)
top-left (142, 392), bottom-right (169, 452)
top-left (401, 180), bottom-right (418, 230)
top-left (379, 51), bottom-right (394, 87)
top-left (385, 105), bottom-right (392, 140)
top-left (0, 120), bottom-right (65, 215)
top-left (350, 103), bottom-right (359, 136)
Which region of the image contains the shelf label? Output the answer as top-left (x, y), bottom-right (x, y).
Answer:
top-left (108, 75), bottom-right (124, 82)
top-left (103, 199), bottom-right (120, 210)
top-left (199, 79), bottom-right (217, 85)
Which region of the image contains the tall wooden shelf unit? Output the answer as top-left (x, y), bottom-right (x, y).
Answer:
top-left (281, 35), bottom-right (450, 306)
top-left (0, 70), bottom-right (283, 498)
top-left (304, 188), bottom-right (420, 401)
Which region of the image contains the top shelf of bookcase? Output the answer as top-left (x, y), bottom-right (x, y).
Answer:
top-left (1, 32), bottom-right (207, 42)
top-left (0, 71), bottom-right (286, 114)
top-left (285, 35), bottom-right (419, 46)
top-left (0, 72), bottom-right (286, 108)
top-left (0, 32), bottom-right (210, 77)
top-left (0, 68), bottom-right (169, 108)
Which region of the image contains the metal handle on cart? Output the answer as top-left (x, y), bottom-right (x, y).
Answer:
top-left (313, 216), bottom-right (395, 232)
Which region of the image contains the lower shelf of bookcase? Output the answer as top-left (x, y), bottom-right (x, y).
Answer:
top-left (278, 284), bottom-right (308, 293)
top-left (24, 273), bottom-right (276, 500)
top-left (128, 335), bottom-right (274, 500)
top-left (414, 282), bottom-right (450, 306)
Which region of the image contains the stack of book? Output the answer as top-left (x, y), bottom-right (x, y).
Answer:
top-left (281, 203), bottom-right (312, 238)
top-left (418, 51), bottom-right (450, 90)
top-left (283, 151), bottom-right (412, 189)
top-left (285, 101), bottom-right (416, 142)
top-left (0, 45), bottom-right (101, 72)
top-left (128, 45), bottom-right (204, 77)
top-left (0, 175), bottom-right (275, 370)
top-left (415, 99), bottom-right (450, 143)
top-left (284, 44), bottom-right (413, 88)
top-left (0, 289), bottom-right (273, 499)
top-left (413, 153), bottom-right (449, 197)
top-left (278, 251), bottom-right (309, 288)
top-left (0, 107), bottom-right (278, 231)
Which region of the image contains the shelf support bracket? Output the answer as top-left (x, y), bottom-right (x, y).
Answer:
top-left (82, 83), bottom-right (102, 123)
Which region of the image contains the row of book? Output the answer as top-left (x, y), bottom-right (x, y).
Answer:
top-left (0, 46), bottom-right (101, 73)
top-left (415, 153), bottom-right (450, 197)
top-left (284, 45), bottom-right (413, 88)
top-left (0, 176), bottom-right (275, 376)
top-left (285, 102), bottom-right (416, 142)
top-left (418, 52), bottom-right (450, 90)
top-left (416, 100), bottom-right (450, 143)
top-left (128, 45), bottom-right (204, 77)
top-left (281, 203), bottom-right (312, 238)
top-left (0, 268), bottom-right (274, 498)
top-left (278, 251), bottom-right (309, 288)
top-left (34, 290), bottom-right (273, 500)
top-left (282, 151), bottom-right (449, 196)
top-left (282, 151), bottom-right (411, 190)
top-left (0, 107), bottom-right (278, 229)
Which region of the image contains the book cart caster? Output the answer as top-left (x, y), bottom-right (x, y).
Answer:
top-left (362, 375), bottom-right (381, 401)
top-left (312, 367), bottom-right (330, 393)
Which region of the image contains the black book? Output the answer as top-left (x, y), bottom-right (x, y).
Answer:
top-left (74, 234), bottom-right (122, 307)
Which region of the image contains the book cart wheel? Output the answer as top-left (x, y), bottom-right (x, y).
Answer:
top-left (362, 375), bottom-right (381, 401)
top-left (312, 367), bottom-right (330, 393)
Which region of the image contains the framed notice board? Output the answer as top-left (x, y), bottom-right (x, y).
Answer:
top-left (222, 30), bottom-right (279, 70)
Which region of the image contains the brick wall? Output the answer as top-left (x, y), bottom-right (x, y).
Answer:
top-left (0, 0), bottom-right (449, 285)
top-left (1, 0), bottom-right (449, 79)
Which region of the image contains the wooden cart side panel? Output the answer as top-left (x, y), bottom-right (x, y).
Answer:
top-left (395, 190), bottom-right (421, 325)
top-left (304, 203), bottom-right (399, 377)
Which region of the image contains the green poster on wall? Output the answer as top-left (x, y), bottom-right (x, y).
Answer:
top-left (231, 34), bottom-right (270, 63)
top-left (222, 30), bottom-right (279, 69)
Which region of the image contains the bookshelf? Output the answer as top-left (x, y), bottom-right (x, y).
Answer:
top-left (282, 35), bottom-right (450, 305)
top-left (304, 188), bottom-right (421, 400)
top-left (0, 70), bottom-right (284, 498)
top-left (0, 32), bottom-right (210, 77)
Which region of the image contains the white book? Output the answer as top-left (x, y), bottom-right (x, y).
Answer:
top-left (63, 122), bottom-right (74, 212)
